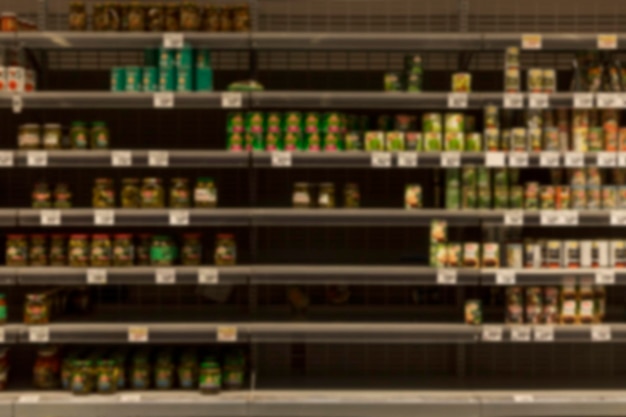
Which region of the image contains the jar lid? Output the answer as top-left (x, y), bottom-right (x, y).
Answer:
top-left (114, 234), bottom-right (133, 239)
top-left (70, 234), bottom-right (88, 239)
top-left (43, 123), bottom-right (61, 128)
top-left (7, 234), bottom-right (26, 239)
top-left (217, 233), bottom-right (234, 239)
top-left (71, 121), bottom-right (86, 126)
top-left (92, 234), bottom-right (110, 239)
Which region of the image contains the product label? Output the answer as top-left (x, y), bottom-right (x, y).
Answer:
top-left (169, 210), bottom-right (189, 226)
top-left (27, 151), bottom-right (47, 167)
top-left (591, 325), bottom-right (611, 341)
top-left (440, 152), bottom-right (460, 167)
top-left (508, 152), bottom-right (529, 167)
top-left (482, 326), bottom-right (503, 342)
top-left (573, 93), bottom-right (594, 108)
top-left (148, 151), bottom-right (169, 167)
top-left (0, 151), bottom-right (13, 167)
top-left (87, 268), bottom-right (108, 285)
top-left (397, 152), bottom-right (417, 167)
top-left (495, 270), bottom-right (516, 285)
top-left (510, 326), bottom-right (531, 342)
top-left (128, 326), bottom-right (149, 342)
top-left (528, 93), bottom-right (549, 109)
top-left (163, 33), bottom-right (184, 49)
top-left (155, 269), bottom-right (176, 285)
top-left (153, 92), bottom-right (174, 108)
top-left (111, 151), bottom-right (132, 167)
top-left (94, 209), bottom-right (115, 226)
top-left (598, 34), bottom-right (618, 49)
top-left (29, 326), bottom-right (50, 343)
top-left (504, 210), bottom-right (524, 226)
top-left (437, 269), bottom-right (457, 285)
top-left (221, 92), bottom-right (243, 109)
top-left (503, 93), bottom-right (524, 109)
top-left (40, 209), bottom-right (61, 226)
top-left (522, 34), bottom-right (542, 50)
top-left (539, 152), bottom-right (560, 167)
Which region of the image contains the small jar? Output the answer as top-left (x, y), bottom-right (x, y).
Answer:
top-left (141, 178), bottom-right (164, 208)
top-left (219, 6), bottom-right (233, 31)
top-left (93, 4), bottom-right (108, 31)
top-left (292, 183), bottom-right (312, 208)
top-left (170, 177), bottom-right (190, 208)
top-left (343, 183), bottom-right (360, 208)
top-left (202, 6), bottom-right (220, 31)
top-left (91, 234), bottom-right (111, 267)
top-left (93, 178), bottom-right (115, 208)
top-left (70, 122), bottom-right (88, 149)
top-left (29, 235), bottom-right (48, 266)
top-left (180, 1), bottom-right (201, 31)
top-left (96, 359), bottom-right (117, 394)
top-left (54, 183), bottom-right (72, 208)
top-left (43, 124), bottom-right (62, 149)
top-left (69, 1), bottom-right (87, 30)
top-left (181, 234), bottom-right (202, 266)
top-left (318, 183), bottom-right (335, 208)
top-left (131, 357), bottom-right (150, 389)
top-left (178, 351), bottom-right (198, 389)
top-left (1, 13), bottom-right (18, 32)
top-left (113, 234), bottom-right (134, 266)
top-left (165, 3), bottom-right (180, 31)
top-left (232, 5), bottom-right (250, 32)
top-left (18, 124), bottom-right (41, 150)
top-left (199, 359), bottom-right (221, 394)
top-left (121, 178), bottom-right (141, 208)
top-left (32, 182), bottom-right (51, 208)
top-left (128, 2), bottom-right (146, 31)
top-left (214, 234), bottom-right (236, 266)
top-left (154, 359), bottom-right (174, 389)
top-left (194, 177), bottom-right (217, 208)
top-left (6, 234), bottom-right (28, 266)
top-left (49, 234), bottom-right (67, 266)
top-left (90, 122), bottom-right (109, 149)
top-left (70, 360), bottom-right (94, 395)
top-left (33, 347), bottom-right (60, 389)
top-left (150, 235), bottom-right (175, 266)
top-left (222, 354), bottom-right (245, 389)
top-left (146, 3), bottom-right (165, 31)
top-left (24, 293), bottom-right (50, 324)
top-left (137, 234), bottom-right (152, 266)
top-left (69, 234), bottom-right (90, 267)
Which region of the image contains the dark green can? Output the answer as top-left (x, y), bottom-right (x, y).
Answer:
top-left (125, 66), bottom-right (143, 92)
top-left (142, 67), bottom-right (158, 92)
top-left (159, 67), bottom-right (176, 92)
top-left (111, 67), bottom-right (126, 92)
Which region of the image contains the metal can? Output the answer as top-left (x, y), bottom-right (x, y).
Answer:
top-left (195, 67), bottom-right (213, 91)
top-left (564, 240), bottom-right (580, 268)
top-left (555, 186), bottom-right (571, 210)
top-left (543, 127), bottom-right (560, 151)
top-left (386, 131), bottom-right (405, 151)
top-left (384, 72), bottom-right (402, 91)
top-left (18, 124), bottom-right (41, 150)
top-left (159, 48), bottom-right (176, 68)
top-left (588, 127), bottom-right (604, 151)
top-left (506, 244), bottom-right (523, 268)
top-left (611, 240), bottom-right (626, 268)
top-left (529, 128), bottom-right (542, 151)
top-left (527, 68), bottom-right (544, 93)
top-left (452, 72), bottom-right (471, 92)
top-left (142, 67), bottom-right (158, 92)
top-left (525, 287), bottom-right (544, 324)
top-left (587, 186), bottom-right (601, 209)
top-left (592, 240), bottom-right (610, 268)
top-left (542, 69), bottom-right (556, 93)
top-left (484, 128), bottom-right (500, 151)
top-left (524, 241), bottom-right (541, 268)
top-left (511, 127), bottom-right (527, 151)
top-left (405, 185), bottom-right (422, 209)
top-left (465, 132), bottom-right (482, 151)
top-left (540, 186), bottom-right (555, 209)
top-left (504, 68), bottom-right (520, 93)
top-left (463, 243), bottom-right (480, 268)
top-left (509, 186), bottom-right (523, 208)
top-left (423, 113), bottom-right (443, 133)
top-left (124, 66), bottom-right (142, 92)
top-left (405, 132), bottom-right (422, 151)
top-left (158, 67), bottom-right (176, 92)
top-left (176, 67), bottom-right (194, 92)
top-left (546, 240), bottom-right (562, 268)
top-left (481, 243), bottom-right (500, 268)
top-left (602, 186), bottom-right (617, 209)
top-left (570, 186), bottom-right (587, 209)
top-left (524, 182), bottom-right (540, 210)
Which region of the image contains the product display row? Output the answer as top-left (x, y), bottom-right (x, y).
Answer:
top-left (18, 122), bottom-right (110, 150)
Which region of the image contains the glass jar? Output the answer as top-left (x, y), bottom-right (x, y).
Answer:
top-left (69, 234), bottom-right (90, 267)
top-left (220, 6), bottom-right (233, 31)
top-left (18, 124), bottom-right (40, 150)
top-left (131, 357), bottom-right (150, 389)
top-left (91, 234), bottom-right (112, 267)
top-left (214, 234), bottom-right (236, 266)
top-left (292, 183), bottom-right (312, 208)
top-left (32, 182), bottom-right (51, 208)
top-left (222, 353), bottom-right (245, 390)
top-left (233, 5), bottom-right (250, 31)
top-left (24, 293), bottom-right (50, 324)
top-left (6, 234), bottom-right (28, 266)
top-left (90, 122), bottom-right (109, 149)
top-left (128, 2), bottom-right (146, 31)
top-left (165, 3), bottom-right (180, 31)
top-left (178, 350), bottom-right (198, 389)
top-left (70, 360), bottom-right (94, 395)
top-left (0, 294), bottom-right (7, 325)
top-left (137, 234), bottom-right (152, 266)
top-left (93, 178), bottom-right (115, 208)
top-left (180, 1), bottom-right (201, 31)
top-left (318, 183), bottom-right (335, 208)
top-left (0, 348), bottom-right (8, 390)
top-left (0, 13), bottom-right (17, 32)
top-left (54, 183), bottom-right (72, 208)
top-left (150, 235), bottom-right (175, 266)
top-left (120, 178), bottom-right (140, 208)
top-left (120, 4), bottom-right (131, 30)
top-left (147, 3), bottom-right (165, 31)
top-left (170, 177), bottom-right (190, 208)
top-left (113, 234), bottom-right (134, 266)
top-left (194, 177), bottom-right (217, 208)
top-left (141, 178), bottom-right (164, 208)
top-left (49, 234), bottom-right (67, 266)
top-left (70, 121), bottom-right (88, 149)
top-left (105, 2), bottom-right (121, 31)
top-left (29, 234), bottom-right (48, 266)
top-left (96, 359), bottom-right (117, 393)
top-left (112, 353), bottom-right (125, 389)
top-left (199, 359), bottom-right (221, 394)
top-left (154, 359), bottom-right (174, 389)
top-left (182, 234), bottom-right (202, 266)
top-left (43, 124), bottom-right (62, 149)
top-left (203, 6), bottom-right (220, 31)
top-left (343, 183), bottom-right (360, 208)
top-left (33, 347), bottom-right (60, 389)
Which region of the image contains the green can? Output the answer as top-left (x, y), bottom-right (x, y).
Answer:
top-left (265, 132), bottom-right (283, 151)
top-left (462, 167), bottom-right (476, 187)
top-left (465, 132), bottom-right (482, 151)
top-left (284, 112), bottom-right (302, 133)
top-left (494, 186), bottom-right (509, 208)
top-left (267, 113), bottom-right (282, 133)
top-left (423, 113), bottom-right (442, 133)
top-left (177, 67), bottom-right (195, 92)
top-left (477, 168), bottom-right (490, 187)
top-left (509, 186), bottom-right (523, 208)
top-left (423, 132), bottom-right (442, 151)
top-left (159, 67), bottom-right (176, 92)
top-left (323, 132), bottom-right (343, 151)
top-left (478, 186), bottom-right (491, 209)
top-left (110, 67), bottom-right (126, 92)
top-left (386, 131), bottom-right (405, 151)
top-left (345, 132), bottom-right (362, 151)
top-left (384, 72), bottom-right (402, 91)
top-left (246, 133), bottom-right (264, 151)
top-left (158, 48), bottom-right (176, 68)
top-left (304, 112), bottom-right (320, 133)
top-left (196, 50), bottom-right (212, 68)
top-left (175, 47), bottom-right (194, 68)
top-left (323, 112), bottom-right (342, 133)
top-left (365, 131), bottom-right (384, 151)
top-left (405, 132), bottom-right (422, 151)
top-left (284, 132), bottom-right (303, 151)
top-left (246, 112), bottom-right (265, 134)
top-left (125, 66), bottom-right (143, 92)
top-left (227, 132), bottom-right (245, 151)
top-left (195, 67), bottom-right (213, 91)
top-left (306, 133), bottom-right (322, 151)
top-left (142, 67), bottom-right (158, 92)
top-left (227, 112), bottom-right (245, 133)
top-left (494, 169), bottom-right (509, 186)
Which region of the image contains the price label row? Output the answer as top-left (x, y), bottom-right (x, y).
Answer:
top-left (153, 92), bottom-right (243, 109)
top-left (482, 325), bottom-right (612, 342)
top-left (522, 33), bottom-right (619, 50)
top-left (39, 209), bottom-right (193, 226)
top-left (492, 269), bottom-right (616, 286)
top-left (85, 268), bottom-right (220, 286)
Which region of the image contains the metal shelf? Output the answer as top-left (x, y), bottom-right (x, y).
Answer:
top-left (481, 268), bottom-right (622, 286)
top-left (0, 211), bottom-right (17, 227)
top-left (482, 324), bottom-right (626, 343)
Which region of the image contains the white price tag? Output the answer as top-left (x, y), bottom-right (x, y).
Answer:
top-left (495, 270), bottom-right (516, 285)
top-left (271, 151), bottom-right (292, 167)
top-left (169, 209), bottom-right (189, 226)
top-left (0, 151), bottom-right (13, 167)
top-left (573, 93), bottom-right (594, 108)
top-left (128, 326), bottom-right (149, 343)
top-left (148, 151), bottom-right (169, 167)
top-left (503, 93), bottom-right (524, 109)
top-left (120, 394), bottom-right (142, 403)
top-left (598, 34), bottom-right (618, 49)
top-left (87, 268), bottom-right (108, 285)
top-left (533, 326), bottom-right (555, 342)
top-left (447, 93), bottom-right (468, 109)
top-left (565, 151), bottom-right (584, 167)
top-left (111, 150), bottom-right (132, 167)
top-left (482, 326), bottom-right (503, 342)
top-left (541, 210), bottom-right (578, 226)
top-left (371, 152), bottom-right (392, 168)
top-left (18, 395), bottom-right (40, 404)
top-left (597, 152), bottom-right (617, 167)
top-left (221, 92), bottom-right (243, 108)
top-left (619, 153), bottom-right (626, 167)
top-left (596, 93), bottom-right (622, 108)
top-left (508, 152), bottom-right (529, 167)
top-left (611, 210), bottom-right (626, 225)
top-left (510, 326), bottom-right (532, 342)
top-left (513, 395), bottom-right (535, 403)
top-left (504, 210), bottom-right (524, 226)
top-left (28, 326), bottom-right (50, 343)
top-left (522, 34), bottom-right (542, 50)
top-left (163, 33), bottom-right (184, 49)
top-left (560, 210), bottom-right (579, 226)
top-left (539, 152), bottom-right (560, 167)
top-left (12, 94), bottom-right (22, 114)
top-left (155, 269), bottom-right (176, 285)
top-left (591, 325), bottom-right (612, 341)
top-left (437, 269), bottom-right (457, 285)
top-left (94, 209), bottom-right (115, 226)
top-left (198, 268), bottom-right (219, 285)
top-left (40, 209), bottom-right (61, 226)
top-left (440, 152), bottom-right (460, 167)
top-left (397, 152), bottom-right (417, 167)
top-left (27, 151), bottom-right (47, 167)
top-left (153, 92), bottom-right (174, 108)
top-left (485, 152), bottom-right (505, 167)
top-left (217, 326), bottom-right (238, 342)
top-left (595, 269), bottom-right (615, 285)
top-left (528, 93), bottom-right (549, 109)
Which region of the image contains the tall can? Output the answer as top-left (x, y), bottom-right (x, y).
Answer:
top-left (142, 67), bottom-right (158, 92)
top-left (110, 67), bottom-right (126, 92)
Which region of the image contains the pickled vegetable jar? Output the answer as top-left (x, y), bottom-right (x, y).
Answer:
top-left (43, 124), bottom-right (62, 149)
top-left (292, 183), bottom-right (311, 208)
top-left (54, 183), bottom-right (72, 208)
top-left (6, 234), bottom-right (28, 266)
top-left (128, 2), bottom-right (146, 31)
top-left (69, 1), bottom-right (87, 30)
top-left (214, 234), bottom-right (236, 265)
top-left (146, 4), bottom-right (165, 31)
top-left (69, 234), bottom-right (90, 267)
top-left (178, 350), bottom-right (197, 389)
top-left (121, 178), bottom-right (141, 208)
top-left (33, 347), bottom-right (60, 389)
top-left (71, 360), bottom-right (94, 394)
top-left (165, 3), bottom-right (180, 31)
top-left (29, 234), bottom-right (48, 266)
top-left (90, 122), bottom-right (109, 149)
top-left (180, 1), bottom-right (201, 30)
top-left (96, 359), bottom-right (117, 393)
top-left (137, 234), bottom-right (152, 266)
top-left (93, 178), bottom-right (115, 208)
top-left (182, 234), bottom-right (202, 266)
top-left (199, 359), bottom-right (221, 394)
top-left (131, 357), bottom-right (150, 389)
top-left (169, 177), bottom-right (190, 208)
top-left (18, 124), bottom-right (40, 150)
top-left (24, 293), bottom-right (50, 324)
top-left (155, 361), bottom-right (174, 389)
top-left (32, 182), bottom-right (51, 208)
top-left (70, 121), bottom-right (88, 149)
top-left (318, 183), bottom-right (335, 208)
top-left (91, 234), bottom-right (112, 267)
top-left (49, 234), bottom-right (67, 266)
top-left (150, 235), bottom-right (175, 266)
top-left (194, 177), bottom-right (217, 208)
top-left (113, 234), bottom-right (134, 266)
top-left (141, 178), bottom-right (164, 208)
top-left (343, 183), bottom-right (360, 208)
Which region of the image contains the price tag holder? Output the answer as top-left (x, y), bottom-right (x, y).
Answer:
top-left (495, 270), bottom-right (516, 285)
top-left (29, 326), bottom-right (50, 343)
top-left (94, 209), bottom-right (115, 226)
top-left (155, 269), bottom-right (176, 285)
top-left (12, 94), bottom-right (22, 114)
top-left (565, 151), bottom-right (584, 167)
top-left (619, 153), bottom-right (626, 167)
top-left (598, 34), bottom-right (618, 49)
top-left (611, 210), bottom-right (626, 225)
top-left (371, 152), bottom-right (392, 168)
top-left (447, 93), bottom-right (468, 109)
top-left (541, 210), bottom-right (578, 226)
top-left (595, 269), bottom-right (616, 285)
top-left (397, 152), bottom-right (417, 167)
top-left (539, 152), bottom-right (560, 167)
top-left (437, 269), bottom-right (457, 285)
top-left (18, 395), bottom-right (40, 404)
top-left (440, 152), bottom-right (460, 167)
top-left (148, 151), bottom-right (169, 167)
top-left (528, 93), bottom-right (549, 109)
top-left (513, 395), bottom-right (535, 403)
top-left (111, 150), bottom-right (132, 167)
top-left (485, 152), bottom-right (505, 167)
top-left (153, 92), bottom-right (174, 108)
top-left (482, 326), bottom-right (503, 342)
top-left (169, 209), bottom-right (190, 226)
top-left (221, 92), bottom-right (243, 108)
top-left (87, 268), bottom-right (108, 285)
top-left (533, 326), bottom-right (555, 342)
top-left (120, 394), bottom-right (142, 403)
top-left (591, 325), bottom-right (612, 342)
top-left (503, 93), bottom-right (524, 109)
top-left (271, 151), bottom-right (292, 167)
top-left (504, 210), bottom-right (524, 226)
top-left (128, 326), bottom-right (149, 343)
top-left (217, 326), bottom-right (238, 342)
top-left (198, 268), bottom-right (219, 285)
top-left (163, 33), bottom-right (184, 48)
top-left (510, 326), bottom-right (532, 342)
top-left (522, 34), bottom-right (542, 50)
top-left (596, 93), bottom-right (622, 108)
top-left (597, 152), bottom-right (617, 167)
top-left (573, 93), bottom-right (594, 109)
top-left (0, 328), bottom-right (5, 344)
top-left (508, 152), bottom-right (529, 167)
top-left (27, 151), bottom-right (47, 167)
top-left (0, 151), bottom-right (12, 167)
top-left (560, 210), bottom-right (579, 226)
top-left (40, 209), bottom-right (61, 226)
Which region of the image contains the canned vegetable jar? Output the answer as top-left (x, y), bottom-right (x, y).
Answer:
top-left (182, 234), bottom-right (202, 266)
top-left (141, 178), bottom-right (165, 208)
top-left (70, 122), bottom-right (88, 149)
top-left (18, 124), bottom-right (41, 150)
top-left (43, 124), bottom-right (62, 149)
top-left (169, 178), bottom-right (191, 208)
top-left (215, 234), bottom-right (236, 266)
top-left (90, 122), bottom-right (109, 149)
top-left (113, 234), bottom-right (134, 266)
top-left (69, 234), bottom-right (90, 267)
top-left (110, 67), bottom-right (126, 92)
top-left (121, 178), bottom-right (141, 208)
top-left (91, 234), bottom-right (112, 267)
top-left (194, 177), bottom-right (217, 208)
top-left (93, 178), bottom-right (115, 208)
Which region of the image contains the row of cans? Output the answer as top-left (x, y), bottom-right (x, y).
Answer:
top-left (522, 239), bottom-right (626, 269)
top-left (227, 112), bottom-right (345, 135)
top-left (524, 183), bottom-right (626, 210)
top-left (110, 66), bottom-right (213, 92)
top-left (430, 241), bottom-right (500, 268)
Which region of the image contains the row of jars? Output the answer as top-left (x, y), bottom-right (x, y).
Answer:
top-left (293, 182), bottom-right (360, 208)
top-left (69, 1), bottom-right (250, 32)
top-left (6, 233), bottom-right (237, 267)
top-left (32, 182), bottom-right (72, 209)
top-left (19, 122), bottom-right (109, 150)
top-left (25, 287), bottom-right (91, 325)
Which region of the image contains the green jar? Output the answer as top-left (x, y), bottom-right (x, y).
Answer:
top-left (49, 234), bottom-right (67, 266)
top-left (222, 354), bottom-right (245, 390)
top-left (70, 122), bottom-right (88, 149)
top-left (131, 357), bottom-right (150, 389)
top-left (141, 178), bottom-right (165, 208)
top-left (0, 294), bottom-right (7, 325)
top-left (121, 178), bottom-right (141, 208)
top-left (199, 359), bottom-right (221, 394)
top-left (32, 182), bottom-right (51, 208)
top-left (150, 235), bottom-right (175, 266)
top-left (169, 177), bottom-right (190, 208)
top-left (182, 234), bottom-right (202, 266)
top-left (194, 177), bottom-right (217, 208)
top-left (54, 183), bottom-right (72, 208)
top-left (214, 234), bottom-right (236, 266)
top-left (178, 350), bottom-right (198, 389)
top-left (90, 122), bottom-right (109, 149)
top-left (96, 359), bottom-right (117, 394)
top-left (91, 234), bottom-right (112, 267)
top-left (113, 234), bottom-right (134, 266)
top-left (137, 234), bottom-right (152, 266)
top-left (29, 235), bottom-right (48, 266)
top-left (70, 360), bottom-right (94, 394)
top-left (69, 234), bottom-right (90, 267)
top-left (6, 234), bottom-right (28, 266)
top-left (93, 178), bottom-right (115, 208)
top-left (154, 361), bottom-right (174, 389)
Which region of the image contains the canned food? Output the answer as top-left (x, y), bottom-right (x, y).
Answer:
top-left (124, 67), bottom-right (142, 92)
top-left (506, 287), bottom-right (524, 324)
top-left (504, 68), bottom-right (521, 93)
top-left (543, 127), bottom-right (559, 151)
top-left (465, 300), bottom-right (482, 325)
top-left (555, 186), bottom-right (570, 210)
top-left (511, 128), bottom-right (527, 151)
top-left (323, 132), bottom-right (343, 151)
top-left (540, 186), bottom-right (555, 209)
top-left (195, 67), bottom-right (213, 91)
top-left (571, 186), bottom-right (587, 209)
top-left (465, 132), bottom-right (482, 151)
top-left (463, 243), bottom-right (480, 268)
top-left (447, 243), bottom-right (461, 267)
top-left (481, 243), bottom-right (500, 268)
top-left (365, 131), bottom-right (384, 151)
top-left (445, 132), bottom-right (464, 151)
top-left (543, 287), bottom-right (560, 324)
top-left (509, 186), bottom-right (523, 208)
top-left (405, 185), bottom-right (422, 209)
top-left (284, 132), bottom-right (302, 152)
top-left (506, 244), bottom-right (523, 268)
top-left (158, 67), bottom-right (176, 92)
top-left (405, 132), bottom-right (422, 151)
top-left (524, 241), bottom-right (541, 268)
top-left (564, 240), bottom-right (580, 268)
top-left (587, 186), bottom-right (601, 209)
top-left (592, 241), bottom-right (610, 268)
top-left (142, 67), bottom-right (158, 92)
top-left (546, 240), bottom-right (562, 268)
top-left (542, 69), bottom-right (556, 93)
top-left (524, 182), bottom-right (539, 210)
top-left (423, 132), bottom-right (442, 151)
top-left (588, 127), bottom-right (604, 151)
top-left (526, 287), bottom-right (543, 324)
top-left (602, 186), bottom-right (617, 209)
top-left (423, 113), bottom-right (442, 133)
top-left (386, 131), bottom-right (405, 151)
top-left (461, 186), bottom-right (476, 209)
top-left (384, 72), bottom-right (402, 91)
top-left (484, 128), bottom-right (500, 151)
top-left (527, 68), bottom-right (543, 93)
top-left (452, 72), bottom-right (471, 92)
